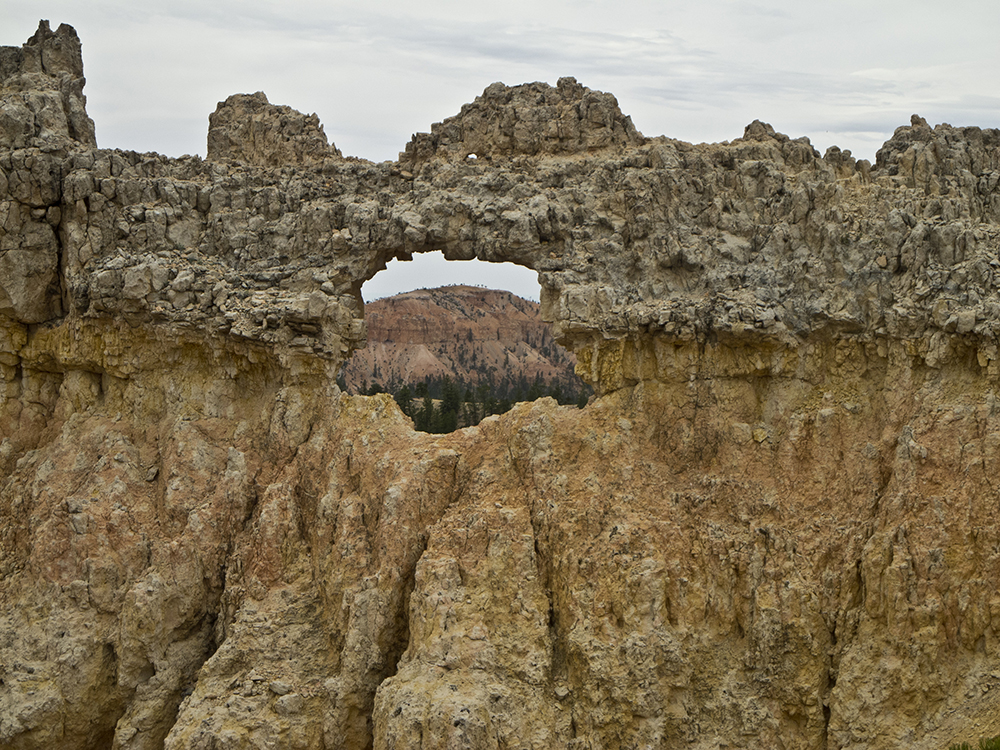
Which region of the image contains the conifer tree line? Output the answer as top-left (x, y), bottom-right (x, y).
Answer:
top-left (343, 372), bottom-right (592, 434)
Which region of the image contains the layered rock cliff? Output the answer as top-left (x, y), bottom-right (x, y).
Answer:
top-left (3, 19), bottom-right (1000, 750)
top-left (341, 285), bottom-right (579, 395)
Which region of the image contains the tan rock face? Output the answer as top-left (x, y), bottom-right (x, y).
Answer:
top-left (3, 20), bottom-right (1000, 750)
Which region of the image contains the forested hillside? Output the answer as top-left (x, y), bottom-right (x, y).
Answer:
top-left (341, 285), bottom-right (590, 431)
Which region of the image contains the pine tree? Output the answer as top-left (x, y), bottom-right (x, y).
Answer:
top-left (419, 396), bottom-right (436, 432)
top-left (395, 384), bottom-right (412, 416)
top-left (527, 375), bottom-right (545, 401)
top-left (441, 376), bottom-right (461, 415)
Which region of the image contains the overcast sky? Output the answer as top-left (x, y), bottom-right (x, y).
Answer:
top-left (4, 1), bottom-right (999, 300)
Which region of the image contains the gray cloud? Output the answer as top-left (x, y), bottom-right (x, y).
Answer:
top-left (8, 2), bottom-right (996, 160)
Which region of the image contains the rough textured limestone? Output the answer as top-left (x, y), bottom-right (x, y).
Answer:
top-left (207, 92), bottom-right (342, 167)
top-left (3, 19), bottom-right (1000, 750)
top-left (399, 76), bottom-right (644, 163)
top-left (0, 20), bottom-right (96, 149)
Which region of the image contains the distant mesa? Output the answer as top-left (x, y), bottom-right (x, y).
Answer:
top-left (342, 284), bottom-right (584, 397)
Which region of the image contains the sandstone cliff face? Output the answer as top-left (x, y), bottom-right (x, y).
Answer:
top-left (341, 285), bottom-right (578, 393)
top-left (3, 19), bottom-right (1000, 750)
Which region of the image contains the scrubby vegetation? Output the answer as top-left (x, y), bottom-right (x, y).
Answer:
top-left (347, 373), bottom-right (591, 433)
top-left (949, 735), bottom-right (1000, 750)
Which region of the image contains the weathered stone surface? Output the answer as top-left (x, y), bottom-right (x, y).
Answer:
top-left (4, 20), bottom-right (1000, 750)
top-left (207, 92), bottom-right (342, 167)
top-left (0, 218), bottom-right (61, 323)
top-left (400, 76), bottom-right (644, 162)
top-left (0, 20), bottom-right (96, 149)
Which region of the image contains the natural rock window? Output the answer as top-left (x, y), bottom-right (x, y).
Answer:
top-left (346, 252), bottom-right (591, 432)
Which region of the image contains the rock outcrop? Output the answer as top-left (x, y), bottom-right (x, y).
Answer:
top-left (0, 20), bottom-right (96, 149)
top-left (400, 76), bottom-right (644, 163)
top-left (207, 92), bottom-right (342, 167)
top-left (3, 19), bottom-right (1000, 750)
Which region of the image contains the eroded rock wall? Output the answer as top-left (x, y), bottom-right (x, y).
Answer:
top-left (3, 19), bottom-right (1000, 750)
top-left (341, 286), bottom-right (579, 393)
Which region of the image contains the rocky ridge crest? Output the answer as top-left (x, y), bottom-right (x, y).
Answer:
top-left (3, 19), bottom-right (1000, 750)
top-left (207, 92), bottom-right (342, 167)
top-left (400, 76), bottom-right (644, 163)
top-left (0, 20), bottom-right (95, 150)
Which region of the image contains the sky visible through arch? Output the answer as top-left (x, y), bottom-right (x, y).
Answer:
top-left (362, 252), bottom-right (540, 303)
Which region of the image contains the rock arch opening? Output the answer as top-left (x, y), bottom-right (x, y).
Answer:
top-left (360, 251), bottom-right (539, 303)
top-left (343, 252), bottom-right (591, 433)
